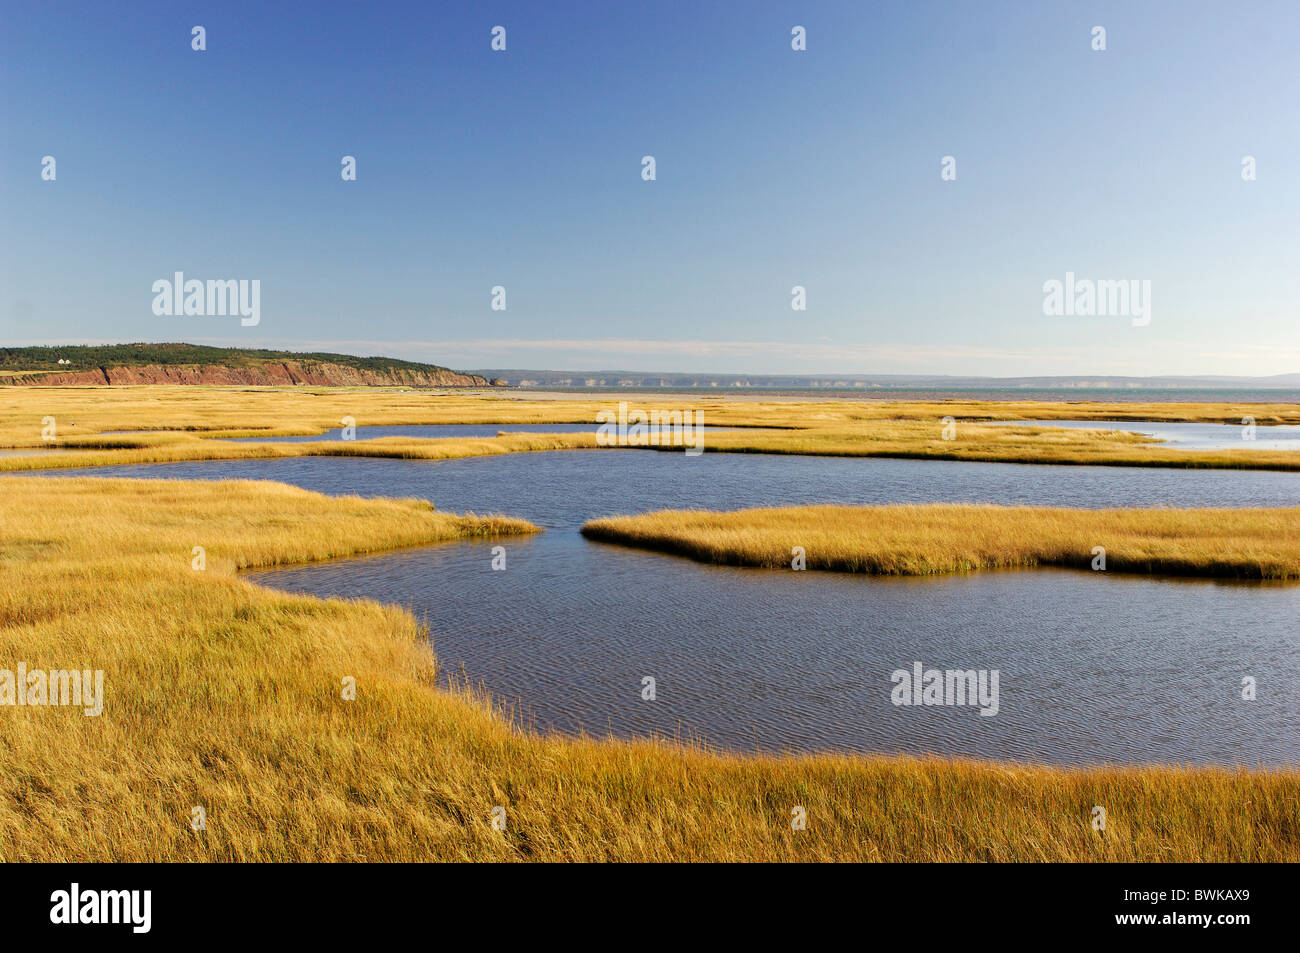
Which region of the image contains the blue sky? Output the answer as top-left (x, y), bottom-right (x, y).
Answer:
top-left (3, 0), bottom-right (1298, 376)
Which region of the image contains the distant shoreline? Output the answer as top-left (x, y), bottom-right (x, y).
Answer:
top-left (502, 385), bottom-right (1300, 403)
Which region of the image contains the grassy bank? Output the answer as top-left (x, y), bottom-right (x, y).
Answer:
top-left (0, 431), bottom-right (601, 473)
top-left (2, 476), bottom-right (1296, 861)
top-left (673, 417), bottom-right (1300, 471)
top-left (4, 386), bottom-right (1300, 472)
top-left (582, 503), bottom-right (1300, 580)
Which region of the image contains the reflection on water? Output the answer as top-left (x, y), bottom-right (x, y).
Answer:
top-left (46, 449), bottom-right (1300, 765)
top-left (221, 423), bottom-right (609, 442)
top-left (998, 418), bottom-right (1300, 451)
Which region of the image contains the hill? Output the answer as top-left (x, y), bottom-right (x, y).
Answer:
top-left (0, 343), bottom-right (502, 388)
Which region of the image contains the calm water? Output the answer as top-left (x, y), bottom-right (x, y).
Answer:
top-left (1000, 419), bottom-right (1300, 451)
top-left (88, 416), bottom-right (1300, 451)
top-left (220, 423), bottom-right (611, 442)
top-left (50, 450), bottom-right (1300, 766)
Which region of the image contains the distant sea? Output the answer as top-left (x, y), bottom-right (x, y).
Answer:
top-left (815, 387), bottom-right (1300, 403)
top-left (530, 386), bottom-right (1300, 404)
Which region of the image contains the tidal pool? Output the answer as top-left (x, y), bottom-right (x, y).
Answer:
top-left (47, 449), bottom-right (1300, 765)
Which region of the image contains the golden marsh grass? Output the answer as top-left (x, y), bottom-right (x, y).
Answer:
top-left (3, 386), bottom-right (1300, 472)
top-left (582, 504), bottom-right (1300, 580)
top-left (1, 477), bottom-right (1296, 861)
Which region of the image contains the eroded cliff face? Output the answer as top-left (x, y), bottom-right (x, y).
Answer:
top-left (1, 362), bottom-right (502, 387)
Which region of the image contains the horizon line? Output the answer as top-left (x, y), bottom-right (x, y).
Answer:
top-left (3, 340), bottom-right (1300, 383)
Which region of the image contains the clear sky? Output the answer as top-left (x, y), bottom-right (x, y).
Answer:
top-left (3, 0), bottom-right (1298, 376)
